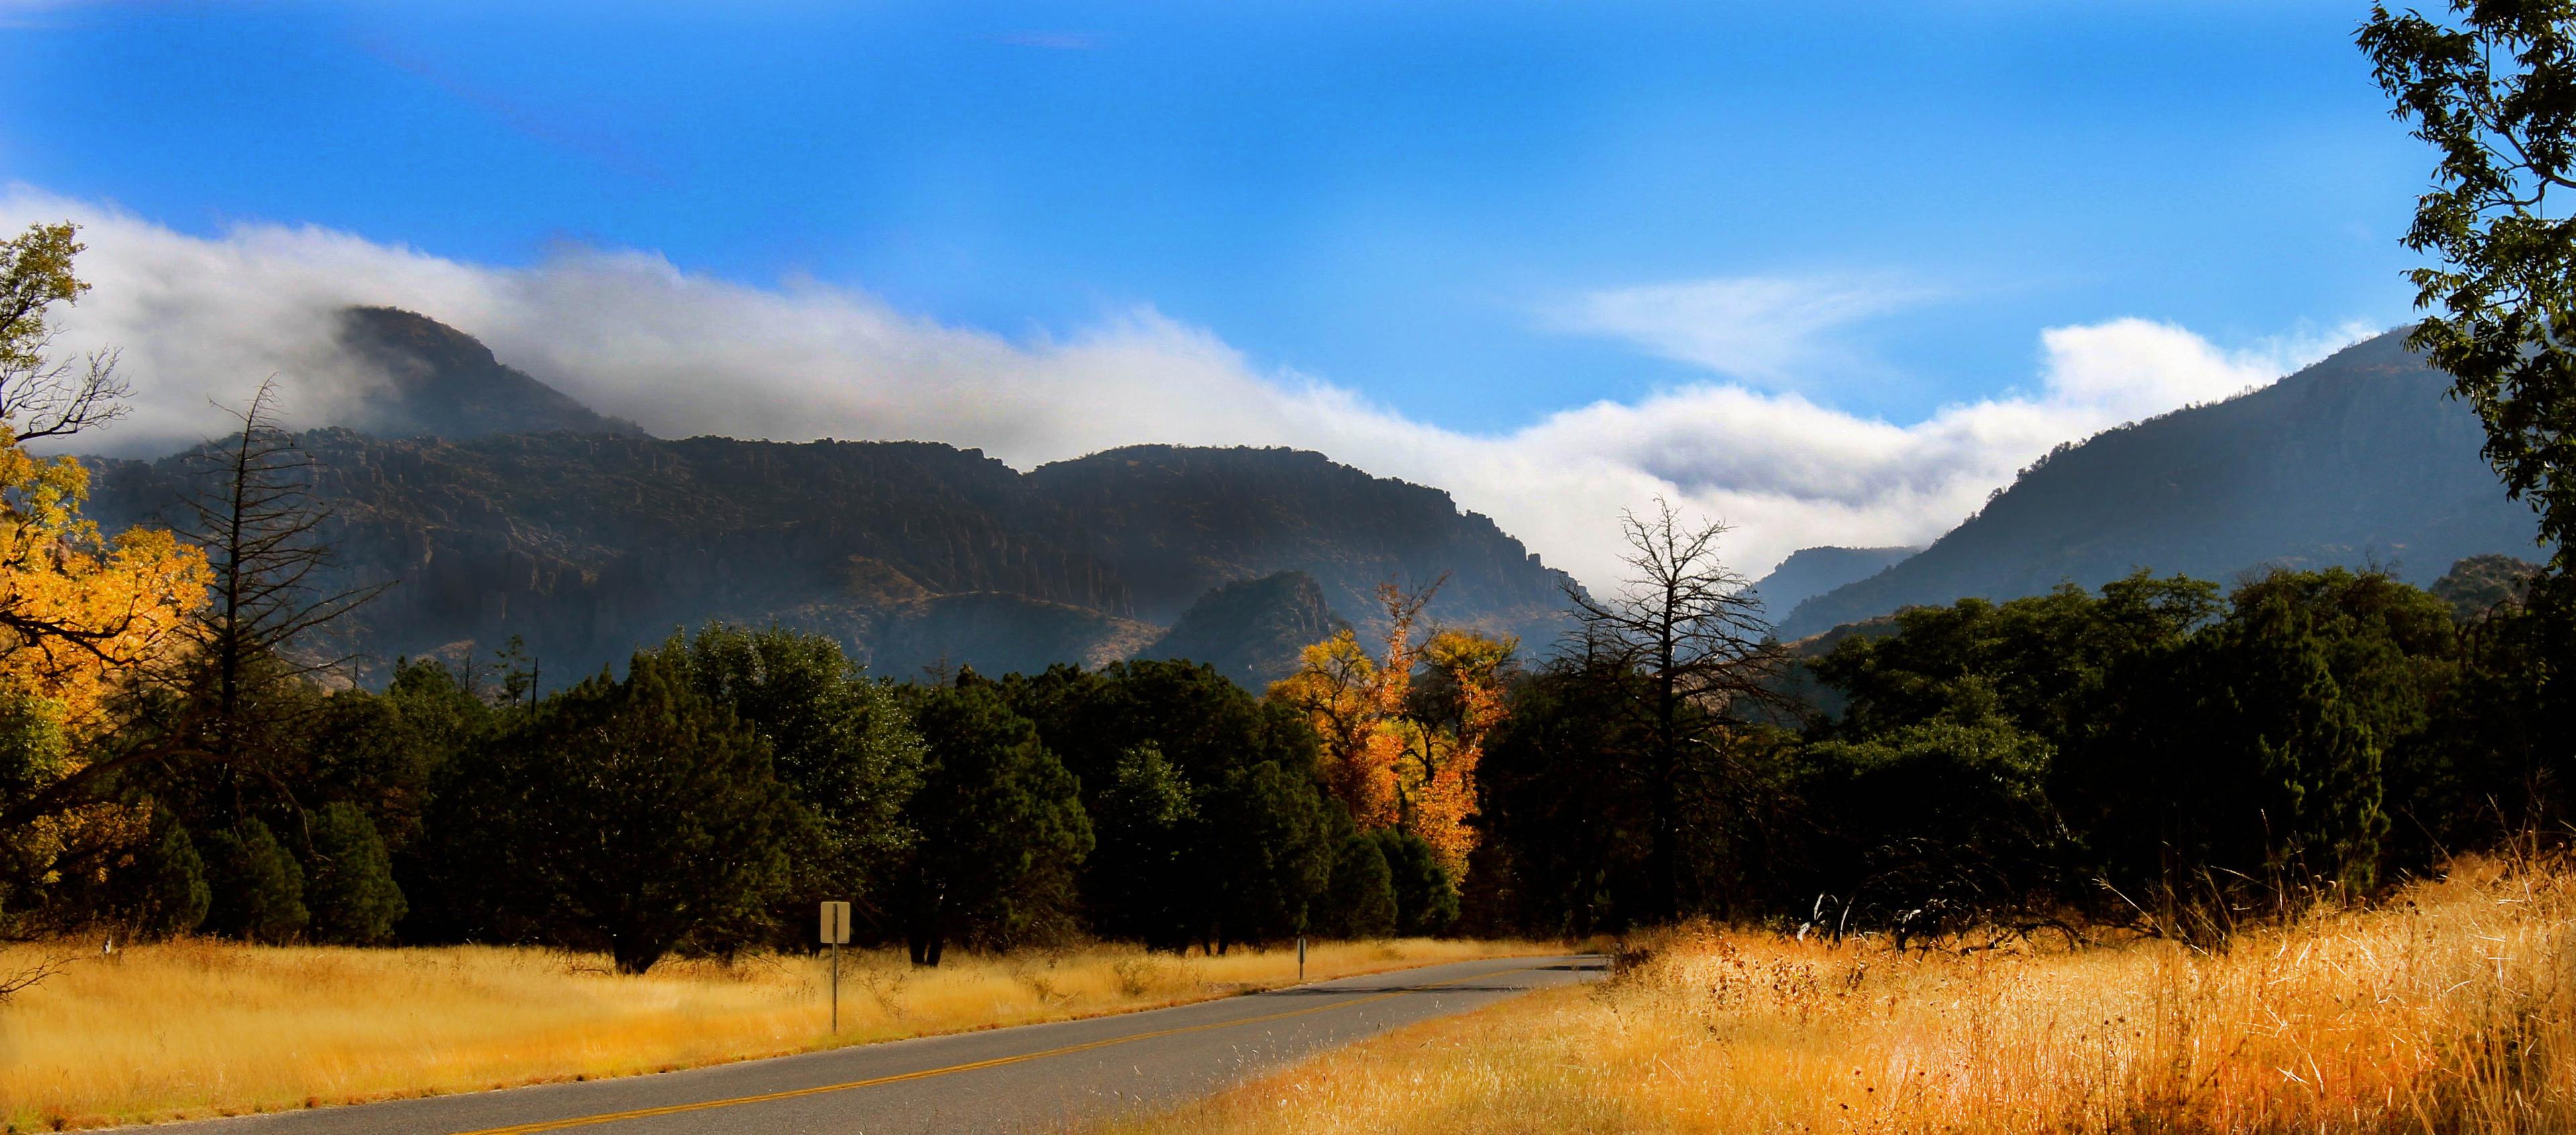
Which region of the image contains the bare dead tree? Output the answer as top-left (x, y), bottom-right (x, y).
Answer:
top-left (156, 380), bottom-right (389, 816)
top-left (0, 946), bottom-right (80, 1003)
top-left (1563, 498), bottom-right (1789, 922)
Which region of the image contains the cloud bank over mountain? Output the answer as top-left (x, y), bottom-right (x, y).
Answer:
top-left (2, 186), bottom-right (2375, 591)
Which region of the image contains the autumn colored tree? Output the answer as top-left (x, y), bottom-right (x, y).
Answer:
top-left (1269, 579), bottom-right (1513, 879)
top-left (0, 223), bottom-right (210, 922)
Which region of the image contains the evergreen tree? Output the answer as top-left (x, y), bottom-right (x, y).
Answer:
top-left (1375, 828), bottom-right (1458, 936)
top-left (1316, 826), bottom-right (1396, 938)
top-left (1087, 744), bottom-right (1197, 948)
top-left (305, 802), bottom-right (405, 945)
top-left (418, 653), bottom-right (802, 973)
top-left (203, 819), bottom-right (307, 943)
top-left (1199, 760), bottom-right (1336, 949)
top-left (661, 625), bottom-right (924, 942)
top-left (125, 821), bottom-right (210, 938)
top-left (894, 678), bottom-right (1091, 966)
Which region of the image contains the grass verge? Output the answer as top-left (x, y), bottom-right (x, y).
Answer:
top-left (1100, 853), bottom-right (2576, 1134)
top-left (0, 936), bottom-right (1549, 1131)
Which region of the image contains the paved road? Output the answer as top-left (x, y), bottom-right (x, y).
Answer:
top-left (142, 954), bottom-right (1605, 1135)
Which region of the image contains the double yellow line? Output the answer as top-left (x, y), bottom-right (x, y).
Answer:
top-left (453, 961), bottom-right (1550, 1134)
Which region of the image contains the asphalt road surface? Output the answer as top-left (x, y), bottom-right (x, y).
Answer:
top-left (140, 953), bottom-right (1605, 1135)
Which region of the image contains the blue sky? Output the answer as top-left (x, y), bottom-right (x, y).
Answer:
top-left (0, 1), bottom-right (2433, 582)
top-left (3, 1), bottom-right (2416, 429)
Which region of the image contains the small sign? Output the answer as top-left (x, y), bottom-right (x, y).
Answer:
top-left (820, 900), bottom-right (851, 945)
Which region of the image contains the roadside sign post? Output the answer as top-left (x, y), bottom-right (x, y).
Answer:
top-left (1297, 935), bottom-right (1306, 983)
top-left (820, 901), bottom-right (852, 1032)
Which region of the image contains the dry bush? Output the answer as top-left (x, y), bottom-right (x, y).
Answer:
top-left (0, 936), bottom-right (1544, 1130)
top-left (1108, 852), bottom-right (2576, 1134)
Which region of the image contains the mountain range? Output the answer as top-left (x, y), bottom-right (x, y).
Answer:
top-left (80, 309), bottom-right (1572, 687)
top-left (74, 311), bottom-right (2546, 686)
top-left (1772, 329), bottom-right (2544, 639)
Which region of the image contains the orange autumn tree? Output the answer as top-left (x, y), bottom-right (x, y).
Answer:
top-left (1268, 578), bottom-right (1513, 878)
top-left (0, 223), bottom-right (213, 909)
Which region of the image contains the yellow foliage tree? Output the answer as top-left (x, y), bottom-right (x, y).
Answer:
top-left (1269, 580), bottom-right (1513, 879)
top-left (0, 223), bottom-right (212, 896)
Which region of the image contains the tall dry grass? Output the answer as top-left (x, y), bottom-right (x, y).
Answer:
top-left (0, 936), bottom-right (1542, 1131)
top-left (1106, 853), bottom-right (2576, 1134)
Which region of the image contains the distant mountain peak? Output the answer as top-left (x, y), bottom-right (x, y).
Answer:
top-left (333, 307), bottom-right (647, 441)
top-left (1749, 545), bottom-right (1921, 624)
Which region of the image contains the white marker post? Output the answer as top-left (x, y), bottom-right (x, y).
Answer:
top-left (820, 901), bottom-right (852, 1032)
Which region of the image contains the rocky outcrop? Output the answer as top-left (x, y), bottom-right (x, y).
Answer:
top-left (1141, 571), bottom-right (1354, 690)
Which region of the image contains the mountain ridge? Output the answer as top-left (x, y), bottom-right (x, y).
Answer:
top-left (1778, 330), bottom-right (2543, 638)
top-left (67, 306), bottom-right (1584, 685)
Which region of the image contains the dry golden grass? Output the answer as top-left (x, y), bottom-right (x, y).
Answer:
top-left (0, 936), bottom-right (1545, 1131)
top-left (1106, 854), bottom-right (2576, 1134)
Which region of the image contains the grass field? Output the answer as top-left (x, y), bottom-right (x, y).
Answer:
top-left (1103, 853), bottom-right (2576, 1134)
top-left (0, 936), bottom-right (1548, 1132)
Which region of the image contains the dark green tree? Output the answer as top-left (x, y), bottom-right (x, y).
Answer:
top-left (1375, 828), bottom-right (1458, 936)
top-left (1316, 825), bottom-right (1396, 938)
top-left (123, 821), bottom-right (210, 938)
top-left (304, 659), bottom-right (492, 856)
top-left (1198, 760), bottom-right (1336, 949)
top-left (1798, 691), bottom-right (2063, 942)
top-left (1086, 744), bottom-right (1198, 947)
top-left (894, 678), bottom-right (1091, 966)
top-left (203, 819), bottom-right (307, 943)
top-left (1002, 660), bottom-right (1336, 951)
top-left (661, 625), bottom-right (924, 939)
top-left (419, 653), bottom-right (802, 973)
top-left (2204, 570), bottom-right (2457, 891)
top-left (304, 802), bottom-right (405, 945)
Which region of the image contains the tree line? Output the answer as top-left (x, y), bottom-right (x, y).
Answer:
top-left (1470, 538), bottom-right (2567, 945)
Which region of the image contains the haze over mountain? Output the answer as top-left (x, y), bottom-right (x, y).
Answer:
top-left (1748, 545), bottom-right (1920, 623)
top-left (333, 307), bottom-right (648, 440)
top-left (80, 311), bottom-right (1568, 686)
top-left (1776, 329), bottom-right (2543, 639)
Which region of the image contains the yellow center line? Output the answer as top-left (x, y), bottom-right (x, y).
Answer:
top-left (449, 960), bottom-right (1560, 1134)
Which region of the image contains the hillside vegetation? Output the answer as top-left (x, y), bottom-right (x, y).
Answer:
top-left (82, 424), bottom-right (1566, 687)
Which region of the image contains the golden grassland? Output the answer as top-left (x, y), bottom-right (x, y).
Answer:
top-left (1106, 854), bottom-right (2576, 1134)
top-left (0, 935), bottom-right (1548, 1131)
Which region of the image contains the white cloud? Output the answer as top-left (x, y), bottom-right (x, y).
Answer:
top-left (0, 187), bottom-right (2372, 596)
top-left (1544, 273), bottom-right (1941, 390)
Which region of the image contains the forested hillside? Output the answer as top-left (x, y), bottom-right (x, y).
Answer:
top-left (1780, 330), bottom-right (2542, 637)
top-left (78, 311), bottom-right (1571, 684)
